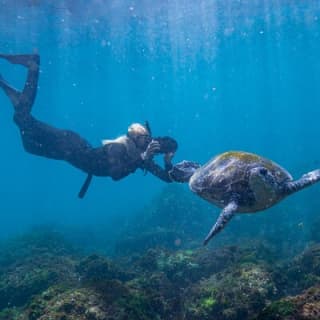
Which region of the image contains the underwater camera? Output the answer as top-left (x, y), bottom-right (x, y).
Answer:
top-left (153, 136), bottom-right (178, 154)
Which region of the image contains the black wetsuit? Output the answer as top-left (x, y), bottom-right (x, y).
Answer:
top-left (14, 112), bottom-right (173, 182)
top-left (0, 54), bottom-right (174, 196)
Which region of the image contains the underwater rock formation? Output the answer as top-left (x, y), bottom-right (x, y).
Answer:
top-left (19, 274), bottom-right (168, 320)
top-left (257, 285), bottom-right (320, 320)
top-left (183, 261), bottom-right (277, 319)
top-left (77, 254), bottom-right (133, 284)
top-left (0, 227), bottom-right (79, 310)
top-left (22, 286), bottom-right (112, 320)
top-left (272, 244), bottom-right (320, 297)
top-left (1, 217), bottom-right (320, 319)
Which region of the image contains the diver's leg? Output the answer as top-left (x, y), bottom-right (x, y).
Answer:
top-left (14, 113), bottom-right (93, 172)
top-left (0, 54), bottom-right (39, 67)
top-left (0, 54), bottom-right (39, 113)
top-left (0, 74), bottom-right (21, 108)
top-left (2, 54), bottom-right (95, 174)
top-left (19, 54), bottom-right (40, 112)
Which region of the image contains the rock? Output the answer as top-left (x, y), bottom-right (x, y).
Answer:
top-left (257, 285), bottom-right (320, 320)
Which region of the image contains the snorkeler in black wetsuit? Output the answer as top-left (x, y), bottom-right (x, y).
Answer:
top-left (0, 53), bottom-right (178, 197)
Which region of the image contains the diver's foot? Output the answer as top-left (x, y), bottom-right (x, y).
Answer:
top-left (0, 72), bottom-right (8, 87)
top-left (0, 72), bottom-right (22, 107)
top-left (0, 54), bottom-right (39, 69)
top-left (0, 73), bottom-right (5, 90)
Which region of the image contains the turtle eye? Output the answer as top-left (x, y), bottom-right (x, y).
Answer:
top-left (259, 168), bottom-right (268, 175)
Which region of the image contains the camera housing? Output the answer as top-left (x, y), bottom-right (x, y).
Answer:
top-left (153, 136), bottom-right (178, 154)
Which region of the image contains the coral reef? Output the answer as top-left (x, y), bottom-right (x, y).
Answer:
top-left (1, 229), bottom-right (282, 320)
top-left (1, 189), bottom-right (320, 320)
top-left (184, 262), bottom-right (277, 320)
top-left (0, 227), bottom-right (79, 310)
top-left (22, 286), bottom-right (110, 320)
top-left (257, 286), bottom-right (320, 320)
top-left (272, 244), bottom-right (320, 297)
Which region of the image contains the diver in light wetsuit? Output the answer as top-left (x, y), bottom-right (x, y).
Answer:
top-left (0, 53), bottom-right (178, 197)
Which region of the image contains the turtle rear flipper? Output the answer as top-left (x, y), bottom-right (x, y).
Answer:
top-left (203, 201), bottom-right (238, 246)
top-left (285, 169), bottom-right (320, 195)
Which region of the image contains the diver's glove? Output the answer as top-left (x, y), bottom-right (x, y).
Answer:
top-left (141, 139), bottom-right (161, 161)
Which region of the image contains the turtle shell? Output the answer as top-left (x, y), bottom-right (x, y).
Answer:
top-left (189, 151), bottom-right (292, 212)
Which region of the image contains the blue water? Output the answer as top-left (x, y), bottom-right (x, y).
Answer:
top-left (0, 1), bottom-right (319, 241)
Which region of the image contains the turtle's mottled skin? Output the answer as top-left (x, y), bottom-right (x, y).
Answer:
top-left (189, 151), bottom-right (320, 245)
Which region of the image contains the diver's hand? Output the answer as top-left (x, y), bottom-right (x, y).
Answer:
top-left (141, 140), bottom-right (160, 161)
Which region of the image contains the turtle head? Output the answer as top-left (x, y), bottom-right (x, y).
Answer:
top-left (249, 166), bottom-right (279, 205)
top-left (250, 167), bottom-right (276, 186)
top-left (169, 160), bottom-right (201, 183)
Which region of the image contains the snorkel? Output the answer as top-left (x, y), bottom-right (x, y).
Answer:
top-left (144, 120), bottom-right (152, 136)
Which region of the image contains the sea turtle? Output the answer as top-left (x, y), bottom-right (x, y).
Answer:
top-left (170, 151), bottom-right (320, 246)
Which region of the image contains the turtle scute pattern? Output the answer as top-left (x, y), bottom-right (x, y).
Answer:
top-left (189, 151), bottom-right (293, 212)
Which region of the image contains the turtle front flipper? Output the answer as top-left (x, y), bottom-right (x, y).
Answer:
top-left (285, 169), bottom-right (320, 195)
top-left (203, 201), bottom-right (238, 246)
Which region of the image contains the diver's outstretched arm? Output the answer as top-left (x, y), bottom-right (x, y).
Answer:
top-left (0, 54), bottom-right (39, 113)
top-left (142, 159), bottom-right (173, 183)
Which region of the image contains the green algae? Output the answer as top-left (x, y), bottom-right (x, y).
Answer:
top-left (218, 151), bottom-right (261, 163)
top-left (257, 300), bottom-right (296, 319)
top-left (4, 224), bottom-right (320, 320)
top-left (201, 296), bottom-right (217, 309)
top-left (117, 292), bottom-right (155, 320)
top-left (0, 308), bottom-right (21, 320)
